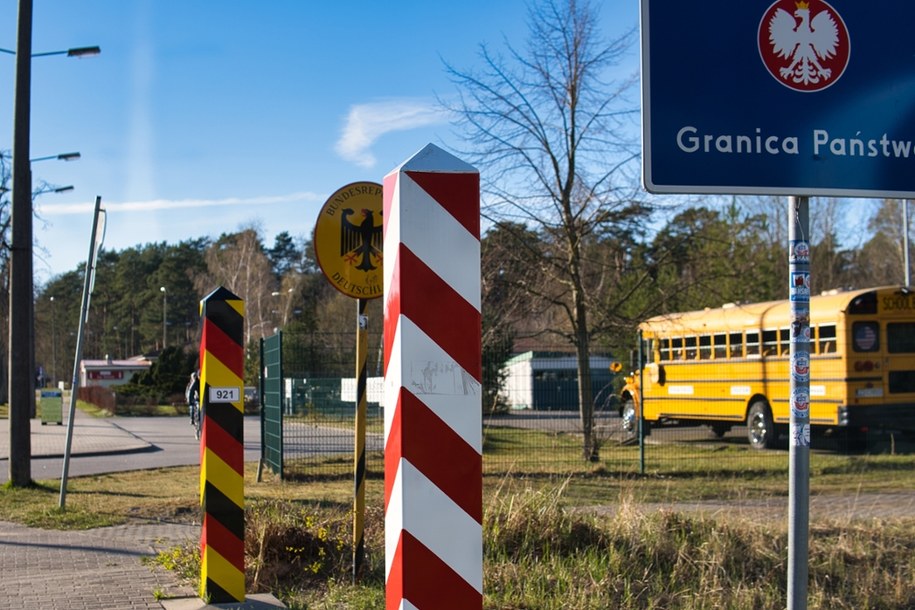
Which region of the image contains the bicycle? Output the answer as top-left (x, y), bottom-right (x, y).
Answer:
top-left (190, 398), bottom-right (202, 440)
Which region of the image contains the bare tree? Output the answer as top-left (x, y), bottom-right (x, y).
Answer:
top-left (444, 0), bottom-right (642, 460)
top-left (202, 225), bottom-right (278, 344)
top-left (854, 199), bottom-right (913, 287)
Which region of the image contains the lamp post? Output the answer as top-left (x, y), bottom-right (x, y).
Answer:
top-left (160, 287), bottom-right (167, 349)
top-left (271, 288), bottom-right (294, 326)
top-left (6, 0), bottom-right (99, 487)
top-left (49, 296), bottom-right (56, 387)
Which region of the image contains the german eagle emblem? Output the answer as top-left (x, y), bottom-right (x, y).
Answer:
top-left (340, 208), bottom-right (382, 271)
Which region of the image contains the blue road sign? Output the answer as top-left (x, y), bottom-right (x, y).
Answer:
top-left (642, 0), bottom-right (915, 197)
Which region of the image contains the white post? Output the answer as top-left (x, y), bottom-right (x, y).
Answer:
top-left (383, 144), bottom-right (482, 609)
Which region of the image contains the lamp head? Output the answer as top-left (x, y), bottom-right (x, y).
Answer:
top-left (66, 46), bottom-right (101, 58)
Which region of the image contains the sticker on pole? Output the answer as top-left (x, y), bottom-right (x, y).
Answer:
top-left (209, 386), bottom-right (241, 403)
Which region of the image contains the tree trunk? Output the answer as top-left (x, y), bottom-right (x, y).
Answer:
top-left (573, 288), bottom-right (596, 461)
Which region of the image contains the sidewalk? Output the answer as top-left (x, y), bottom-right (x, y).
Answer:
top-left (0, 410), bottom-right (285, 609)
top-left (0, 407), bottom-right (152, 460)
top-left (0, 518), bottom-right (286, 609)
top-left (0, 520), bottom-right (197, 609)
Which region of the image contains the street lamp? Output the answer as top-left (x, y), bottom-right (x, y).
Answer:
top-left (30, 151), bottom-right (80, 163)
top-left (28, 153), bottom-right (79, 195)
top-left (160, 287), bottom-right (167, 349)
top-left (0, 45), bottom-right (100, 59)
top-left (0, 152), bottom-right (77, 195)
top-left (6, 0), bottom-right (100, 487)
top-left (49, 296), bottom-right (56, 387)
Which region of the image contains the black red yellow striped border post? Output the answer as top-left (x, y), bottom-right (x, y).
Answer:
top-left (199, 286), bottom-right (245, 603)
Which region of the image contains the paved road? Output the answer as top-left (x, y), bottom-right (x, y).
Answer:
top-left (0, 410), bottom-right (263, 484)
top-left (485, 409), bottom-right (915, 454)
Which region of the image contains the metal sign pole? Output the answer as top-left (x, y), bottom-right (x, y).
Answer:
top-left (904, 200), bottom-right (911, 287)
top-left (59, 197), bottom-right (104, 509)
top-left (353, 298), bottom-right (368, 582)
top-left (638, 329), bottom-right (645, 475)
top-left (788, 195), bottom-right (811, 609)
top-left (312, 181), bottom-right (382, 583)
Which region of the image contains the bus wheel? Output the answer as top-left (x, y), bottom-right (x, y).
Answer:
top-left (747, 401), bottom-right (776, 450)
top-left (620, 399), bottom-right (637, 443)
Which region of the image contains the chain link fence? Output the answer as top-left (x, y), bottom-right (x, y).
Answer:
top-left (262, 334), bottom-right (911, 481)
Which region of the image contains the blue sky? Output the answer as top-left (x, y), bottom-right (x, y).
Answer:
top-left (0, 1), bottom-right (640, 284)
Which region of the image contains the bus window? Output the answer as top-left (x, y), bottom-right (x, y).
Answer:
top-left (645, 338), bottom-right (658, 363)
top-left (729, 332), bottom-right (743, 358)
top-left (670, 337), bottom-right (685, 361)
top-left (852, 321), bottom-right (879, 352)
top-left (849, 291), bottom-right (877, 314)
top-left (889, 371), bottom-right (915, 393)
top-left (685, 336), bottom-right (697, 359)
top-left (659, 338), bottom-right (671, 362)
top-left (778, 327), bottom-right (790, 355)
top-left (699, 335), bottom-right (712, 359)
top-left (714, 333), bottom-right (727, 359)
top-left (888, 322), bottom-right (915, 353)
top-left (673, 337), bottom-right (684, 360)
top-left (762, 329), bottom-right (778, 356)
top-left (818, 324), bottom-right (836, 354)
top-left (746, 332), bottom-right (760, 356)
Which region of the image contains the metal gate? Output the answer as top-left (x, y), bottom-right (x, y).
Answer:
top-left (261, 332), bottom-right (284, 478)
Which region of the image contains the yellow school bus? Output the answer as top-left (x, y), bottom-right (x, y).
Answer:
top-left (618, 286), bottom-right (915, 449)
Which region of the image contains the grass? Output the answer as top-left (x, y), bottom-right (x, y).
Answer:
top-left (0, 398), bottom-right (147, 420)
top-left (482, 484), bottom-right (915, 609)
top-left (2, 413), bottom-right (915, 607)
top-left (0, 396), bottom-right (188, 420)
top-left (0, 453), bottom-right (914, 608)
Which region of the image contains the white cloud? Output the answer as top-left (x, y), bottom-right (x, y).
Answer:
top-left (36, 192), bottom-right (323, 216)
top-left (335, 99), bottom-right (450, 168)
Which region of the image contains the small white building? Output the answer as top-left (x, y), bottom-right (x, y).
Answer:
top-left (500, 351), bottom-right (617, 410)
top-left (80, 356), bottom-right (151, 389)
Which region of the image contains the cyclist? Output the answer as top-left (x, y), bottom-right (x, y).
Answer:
top-left (185, 370), bottom-right (200, 437)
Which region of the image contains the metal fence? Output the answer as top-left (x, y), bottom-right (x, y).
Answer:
top-left (260, 334), bottom-right (911, 480)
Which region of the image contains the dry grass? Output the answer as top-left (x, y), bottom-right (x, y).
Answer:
top-left (482, 482), bottom-right (915, 609)
top-left (3, 443), bottom-right (915, 608)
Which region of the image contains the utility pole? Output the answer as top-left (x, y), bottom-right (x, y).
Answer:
top-left (8, 0), bottom-right (33, 487)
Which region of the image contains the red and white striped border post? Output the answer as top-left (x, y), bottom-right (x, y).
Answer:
top-left (382, 144), bottom-right (482, 610)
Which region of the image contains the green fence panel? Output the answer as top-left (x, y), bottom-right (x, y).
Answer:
top-left (261, 333), bottom-right (284, 477)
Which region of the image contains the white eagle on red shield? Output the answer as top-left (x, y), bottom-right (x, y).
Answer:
top-left (759, 0), bottom-right (850, 92)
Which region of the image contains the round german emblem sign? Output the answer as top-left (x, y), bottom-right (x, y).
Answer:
top-left (314, 181), bottom-right (383, 299)
top-left (758, 0), bottom-right (850, 93)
